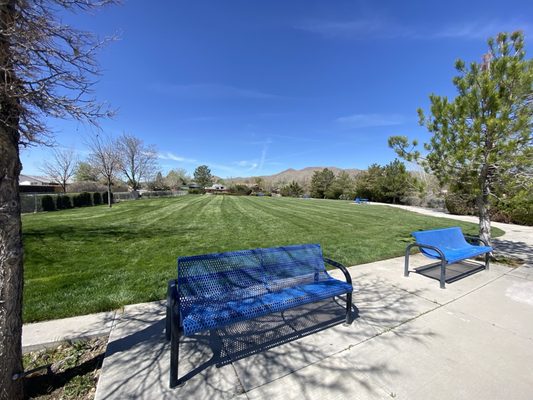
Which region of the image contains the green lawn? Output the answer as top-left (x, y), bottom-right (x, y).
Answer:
top-left (22, 195), bottom-right (504, 322)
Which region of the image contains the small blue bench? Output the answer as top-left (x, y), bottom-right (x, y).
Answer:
top-left (165, 243), bottom-right (353, 387)
top-left (404, 227), bottom-right (492, 288)
top-left (354, 197), bottom-right (369, 204)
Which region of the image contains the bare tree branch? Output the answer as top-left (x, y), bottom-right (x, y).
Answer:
top-left (86, 133), bottom-right (120, 207)
top-left (39, 147), bottom-right (76, 192)
top-left (116, 133), bottom-right (158, 191)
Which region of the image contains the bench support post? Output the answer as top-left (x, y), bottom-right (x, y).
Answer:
top-left (439, 260), bottom-right (446, 289)
top-left (345, 292), bottom-right (352, 324)
top-left (404, 244), bottom-right (414, 277)
top-left (170, 317), bottom-right (181, 388)
top-left (167, 279), bottom-right (182, 388)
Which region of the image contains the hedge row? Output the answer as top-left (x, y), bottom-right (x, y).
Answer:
top-left (445, 192), bottom-right (532, 226)
top-left (41, 192), bottom-right (113, 212)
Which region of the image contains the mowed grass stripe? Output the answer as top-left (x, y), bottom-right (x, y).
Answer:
top-left (22, 195), bottom-right (503, 322)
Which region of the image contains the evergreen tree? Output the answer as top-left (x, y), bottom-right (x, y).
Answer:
top-left (310, 168), bottom-right (335, 198)
top-left (193, 165), bottom-right (214, 188)
top-left (389, 31), bottom-right (532, 244)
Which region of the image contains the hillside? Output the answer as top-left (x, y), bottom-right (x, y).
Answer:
top-left (226, 166), bottom-right (362, 189)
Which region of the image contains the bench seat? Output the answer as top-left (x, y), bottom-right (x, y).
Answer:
top-left (420, 244), bottom-right (493, 265)
top-left (405, 227), bottom-right (492, 288)
top-left (182, 278), bottom-right (353, 335)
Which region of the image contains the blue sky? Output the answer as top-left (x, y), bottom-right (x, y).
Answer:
top-left (21, 0), bottom-right (532, 178)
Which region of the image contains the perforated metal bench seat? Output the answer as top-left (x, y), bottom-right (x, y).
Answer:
top-left (181, 278), bottom-right (353, 335)
top-left (405, 227), bottom-right (492, 288)
top-left (165, 243), bottom-right (354, 387)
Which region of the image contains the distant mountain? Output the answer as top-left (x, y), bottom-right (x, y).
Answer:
top-left (226, 166), bottom-right (362, 189)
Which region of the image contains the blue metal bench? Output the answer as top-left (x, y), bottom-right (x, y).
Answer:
top-left (404, 227), bottom-right (492, 289)
top-left (165, 243), bottom-right (353, 387)
top-left (354, 197), bottom-right (369, 204)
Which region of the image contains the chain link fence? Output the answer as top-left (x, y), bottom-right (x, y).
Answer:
top-left (21, 190), bottom-right (189, 214)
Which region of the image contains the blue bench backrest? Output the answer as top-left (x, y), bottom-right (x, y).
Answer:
top-left (412, 227), bottom-right (469, 258)
top-left (177, 244), bottom-right (328, 305)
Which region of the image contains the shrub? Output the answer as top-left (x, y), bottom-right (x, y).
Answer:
top-left (79, 192), bottom-right (92, 206)
top-left (102, 191), bottom-right (113, 205)
top-left (444, 193), bottom-right (476, 215)
top-left (56, 195), bottom-right (72, 210)
top-left (339, 194), bottom-right (353, 201)
top-left (72, 194), bottom-right (82, 207)
top-left (188, 189), bottom-right (202, 195)
top-left (92, 192), bottom-right (102, 205)
top-left (229, 184), bottom-right (252, 196)
top-left (425, 196), bottom-right (445, 209)
top-left (401, 195), bottom-right (422, 207)
top-left (41, 195), bottom-right (56, 211)
top-left (496, 191), bottom-right (533, 226)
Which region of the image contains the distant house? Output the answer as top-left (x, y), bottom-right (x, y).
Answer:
top-left (205, 183), bottom-right (229, 194)
top-left (19, 174), bottom-right (56, 186)
top-left (19, 175), bottom-right (62, 193)
top-left (188, 182), bottom-right (202, 190)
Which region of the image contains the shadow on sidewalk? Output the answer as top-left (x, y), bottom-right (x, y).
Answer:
top-left (492, 238), bottom-right (532, 266)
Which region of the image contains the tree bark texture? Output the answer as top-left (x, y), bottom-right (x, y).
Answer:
top-left (0, 0), bottom-right (24, 397)
top-left (107, 182), bottom-right (112, 207)
top-left (0, 123), bottom-right (24, 400)
top-left (477, 193), bottom-right (492, 248)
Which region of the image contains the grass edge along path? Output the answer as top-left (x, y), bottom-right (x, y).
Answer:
top-left (22, 195), bottom-right (504, 322)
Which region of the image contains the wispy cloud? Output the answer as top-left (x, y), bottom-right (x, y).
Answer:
top-left (157, 152), bottom-right (197, 163)
top-left (150, 83), bottom-right (280, 100)
top-left (335, 113), bottom-right (407, 128)
top-left (258, 139), bottom-right (271, 170)
top-left (295, 18), bottom-right (531, 40)
top-left (235, 160), bottom-right (259, 170)
top-left (295, 18), bottom-right (405, 39)
top-left (428, 21), bottom-right (531, 40)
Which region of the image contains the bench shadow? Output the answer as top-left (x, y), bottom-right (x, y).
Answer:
top-left (99, 277), bottom-right (437, 399)
top-left (178, 296), bottom-right (358, 383)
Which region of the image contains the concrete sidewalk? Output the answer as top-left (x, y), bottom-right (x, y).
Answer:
top-left (93, 254), bottom-right (533, 400)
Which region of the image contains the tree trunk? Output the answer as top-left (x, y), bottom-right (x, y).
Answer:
top-left (0, 0), bottom-right (24, 397)
top-left (0, 131), bottom-right (24, 400)
top-left (107, 181), bottom-right (112, 208)
top-left (477, 193), bottom-right (492, 247)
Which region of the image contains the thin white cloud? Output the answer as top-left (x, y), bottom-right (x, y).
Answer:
top-left (258, 140), bottom-right (270, 171)
top-left (335, 113), bottom-right (407, 128)
top-left (295, 18), bottom-right (407, 39)
top-left (428, 21), bottom-right (531, 40)
top-left (150, 83), bottom-right (280, 100)
top-left (157, 152), bottom-right (197, 163)
top-left (295, 18), bottom-right (531, 40)
top-left (235, 160), bottom-right (259, 170)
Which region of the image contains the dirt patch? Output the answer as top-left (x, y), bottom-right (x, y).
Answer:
top-left (23, 337), bottom-right (108, 399)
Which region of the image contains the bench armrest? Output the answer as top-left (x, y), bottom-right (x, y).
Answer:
top-left (323, 257), bottom-right (352, 286)
top-left (463, 235), bottom-right (489, 247)
top-left (406, 243), bottom-right (447, 261)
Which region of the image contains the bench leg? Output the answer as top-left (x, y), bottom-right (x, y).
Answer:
top-left (170, 314), bottom-right (181, 388)
top-left (485, 252), bottom-right (490, 270)
top-left (439, 260), bottom-right (446, 289)
top-left (345, 292), bottom-right (353, 324)
top-left (166, 280), bottom-right (177, 341)
top-left (404, 245), bottom-right (414, 277)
